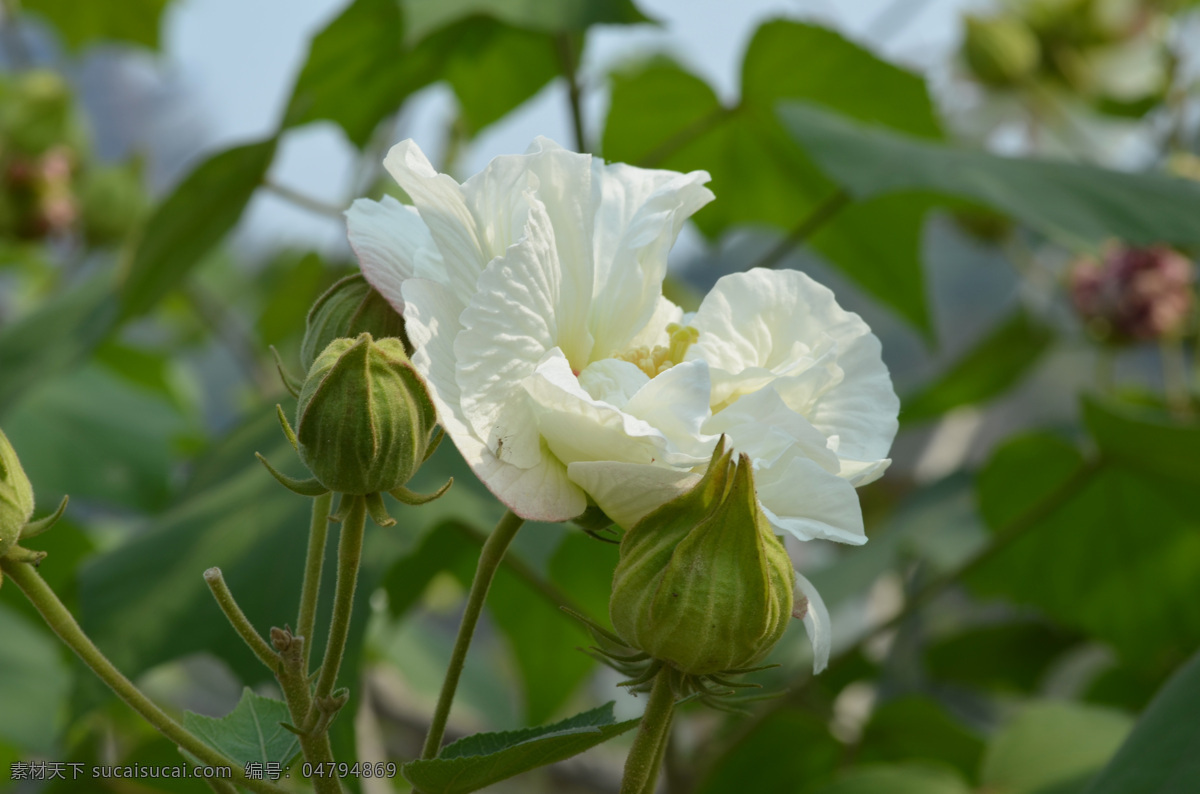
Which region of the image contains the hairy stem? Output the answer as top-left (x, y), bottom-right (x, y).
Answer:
top-left (620, 670), bottom-right (677, 794)
top-left (298, 492), bottom-right (333, 672)
top-left (421, 510), bottom-right (526, 759)
top-left (203, 568), bottom-right (279, 670)
top-left (0, 558), bottom-right (289, 794)
top-left (273, 630), bottom-right (340, 794)
top-left (311, 495), bottom-right (367, 710)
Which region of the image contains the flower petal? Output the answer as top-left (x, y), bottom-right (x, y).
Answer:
top-left (567, 460), bottom-right (701, 530)
top-left (795, 572), bottom-right (832, 674)
top-left (402, 277), bottom-right (585, 521)
top-left (703, 383), bottom-right (839, 473)
top-left (624, 359), bottom-right (714, 463)
top-left (346, 195), bottom-right (440, 309)
top-left (577, 358), bottom-right (649, 407)
top-left (756, 451), bottom-right (866, 545)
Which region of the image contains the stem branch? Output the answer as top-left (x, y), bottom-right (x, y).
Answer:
top-left (620, 670), bottom-right (677, 794)
top-left (421, 510), bottom-right (526, 759)
top-left (750, 190), bottom-right (852, 271)
top-left (555, 34), bottom-right (587, 153)
top-left (203, 568), bottom-right (279, 671)
top-left (263, 179), bottom-right (346, 221)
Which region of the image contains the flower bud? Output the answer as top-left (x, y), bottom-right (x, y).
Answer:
top-left (300, 274), bottom-right (408, 372)
top-left (1069, 245), bottom-right (1195, 342)
top-left (296, 333), bottom-right (437, 495)
top-left (963, 15), bottom-right (1040, 88)
top-left (610, 442), bottom-right (794, 676)
top-left (1, 428), bottom-right (35, 559)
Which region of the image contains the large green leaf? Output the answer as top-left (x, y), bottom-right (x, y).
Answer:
top-left (696, 708), bottom-right (841, 794)
top-left (924, 621), bottom-right (1079, 694)
top-left (183, 689), bottom-right (300, 768)
top-left (401, 702), bottom-right (638, 794)
top-left (400, 0), bottom-right (648, 42)
top-left (969, 433), bottom-right (1200, 665)
top-left (901, 309), bottom-right (1054, 425)
top-left (24, 0), bottom-right (170, 50)
top-left (856, 696), bottom-right (984, 780)
top-left (1082, 397), bottom-right (1200, 486)
top-left (603, 21), bottom-right (942, 332)
top-left (120, 138), bottom-right (278, 319)
top-left (981, 702), bottom-right (1132, 794)
top-left (1084, 650), bottom-right (1200, 794)
top-left (778, 102), bottom-right (1200, 250)
top-left (812, 765), bottom-right (972, 794)
top-left (0, 603), bottom-right (71, 756)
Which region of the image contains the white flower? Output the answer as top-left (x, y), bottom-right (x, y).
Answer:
top-left (347, 138), bottom-right (899, 672)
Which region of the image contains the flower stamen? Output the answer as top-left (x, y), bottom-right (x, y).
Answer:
top-left (617, 323), bottom-right (700, 378)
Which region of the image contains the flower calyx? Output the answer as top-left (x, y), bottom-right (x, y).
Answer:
top-left (1, 428), bottom-right (69, 585)
top-left (257, 334), bottom-right (450, 525)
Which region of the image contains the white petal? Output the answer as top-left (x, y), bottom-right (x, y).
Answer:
top-left (588, 164), bottom-right (713, 359)
top-left (402, 277), bottom-right (585, 521)
top-left (577, 358), bottom-right (649, 407)
top-left (794, 572), bottom-right (832, 674)
top-left (346, 196), bottom-right (441, 308)
top-left (807, 329), bottom-right (899, 466)
top-left (624, 296), bottom-right (684, 351)
top-left (704, 384), bottom-right (839, 473)
top-left (567, 460), bottom-right (701, 530)
top-left (383, 140), bottom-right (489, 300)
top-left (523, 350), bottom-right (670, 467)
top-left (756, 451), bottom-right (867, 545)
top-left (839, 457), bottom-right (892, 487)
top-left (624, 359), bottom-right (715, 463)
top-left (454, 198), bottom-right (561, 469)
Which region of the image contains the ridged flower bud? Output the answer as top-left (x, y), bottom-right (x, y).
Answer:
top-left (301, 274), bottom-right (408, 372)
top-left (963, 15), bottom-right (1041, 87)
top-left (1, 428), bottom-right (34, 559)
top-left (296, 333), bottom-right (436, 495)
top-left (610, 440), bottom-right (794, 676)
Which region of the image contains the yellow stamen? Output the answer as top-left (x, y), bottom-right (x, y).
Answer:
top-left (616, 323), bottom-right (700, 378)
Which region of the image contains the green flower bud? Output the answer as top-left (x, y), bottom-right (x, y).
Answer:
top-left (610, 441), bottom-right (794, 676)
top-left (1, 427), bottom-right (35, 559)
top-left (296, 333), bottom-right (436, 495)
top-left (301, 274), bottom-right (408, 372)
top-left (78, 163), bottom-right (147, 245)
top-left (963, 15), bottom-right (1041, 87)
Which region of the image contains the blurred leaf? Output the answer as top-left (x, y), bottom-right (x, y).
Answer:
top-left (120, 138), bottom-right (277, 319)
top-left (401, 702), bottom-right (638, 794)
top-left (384, 521), bottom-right (477, 618)
top-left (902, 309), bottom-right (1053, 425)
top-left (547, 530), bottom-right (620, 630)
top-left (856, 696), bottom-right (984, 780)
top-left (1082, 397), bottom-right (1200, 486)
top-left (23, 0), bottom-right (170, 50)
top-left (0, 603), bottom-right (71, 755)
top-left (256, 252), bottom-right (335, 347)
top-left (778, 102), bottom-right (1200, 249)
top-left (0, 276), bottom-right (117, 417)
top-left (696, 708), bottom-right (841, 794)
top-left (442, 24), bottom-right (559, 135)
top-left (981, 702), bottom-right (1132, 794)
top-left (925, 621), bottom-right (1079, 694)
top-left (5, 364), bottom-right (186, 511)
top-left (969, 433), bottom-right (1200, 665)
top-left (1084, 649), bottom-right (1200, 794)
top-left (603, 21), bottom-right (942, 332)
top-left (401, 0), bottom-right (649, 42)
top-left (94, 340), bottom-right (181, 406)
top-left (812, 765), bottom-right (972, 794)
top-left (183, 689), bottom-right (300, 767)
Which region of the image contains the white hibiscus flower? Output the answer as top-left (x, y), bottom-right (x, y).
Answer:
top-left (347, 138), bottom-right (899, 671)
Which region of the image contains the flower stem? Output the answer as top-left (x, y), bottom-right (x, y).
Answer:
top-left (0, 558), bottom-right (289, 794)
top-left (203, 567), bottom-right (279, 670)
top-left (273, 629), bottom-right (341, 794)
top-left (311, 495), bottom-right (367, 710)
top-left (620, 669), bottom-right (678, 794)
top-left (298, 492), bottom-right (333, 672)
top-left (421, 510), bottom-right (525, 759)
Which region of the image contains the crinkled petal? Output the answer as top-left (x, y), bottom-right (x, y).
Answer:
top-left (577, 358), bottom-right (649, 407)
top-left (524, 350), bottom-right (670, 467)
top-left (704, 384), bottom-right (840, 473)
top-left (756, 451), bottom-right (866, 545)
top-left (383, 140), bottom-right (488, 301)
top-left (346, 196), bottom-right (441, 309)
top-left (402, 277), bottom-right (585, 521)
top-left (795, 572), bottom-right (832, 674)
top-left (624, 359), bottom-right (715, 463)
top-left (567, 460), bottom-right (701, 530)
top-left (589, 164), bottom-right (712, 359)
top-left (624, 296), bottom-right (684, 351)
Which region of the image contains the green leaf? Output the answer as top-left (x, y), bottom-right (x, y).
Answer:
top-left (1082, 397), bottom-right (1200, 486)
top-left (602, 21), bottom-right (941, 332)
top-left (696, 708), bottom-right (841, 794)
top-left (778, 102), bottom-right (1200, 250)
top-left (925, 621), bottom-right (1079, 694)
top-left (981, 702), bottom-right (1132, 794)
top-left (1084, 650), bottom-right (1200, 794)
top-left (856, 697), bottom-right (984, 780)
top-left (0, 277), bottom-right (117, 417)
top-left (812, 765), bottom-right (973, 794)
top-left (120, 138), bottom-right (278, 320)
top-left (902, 309), bottom-right (1054, 425)
top-left (182, 689), bottom-right (300, 768)
top-left (969, 433), bottom-right (1200, 665)
top-left (23, 0), bottom-right (170, 50)
top-left (402, 702), bottom-right (638, 794)
top-left (0, 603), bottom-right (71, 755)
top-left (442, 24), bottom-right (559, 136)
top-left (547, 530), bottom-right (620, 631)
top-left (401, 0), bottom-right (649, 42)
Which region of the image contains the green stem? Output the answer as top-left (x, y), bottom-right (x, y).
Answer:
top-left (555, 33), bottom-right (587, 153)
top-left (0, 558), bottom-right (289, 794)
top-left (262, 178), bottom-right (346, 220)
top-left (311, 495), bottom-right (367, 710)
top-left (750, 190), bottom-right (852, 271)
top-left (273, 630), bottom-right (341, 794)
top-left (203, 568), bottom-right (279, 671)
top-left (620, 670), bottom-right (678, 794)
top-left (421, 510), bottom-right (526, 759)
top-left (298, 492), bottom-right (333, 673)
